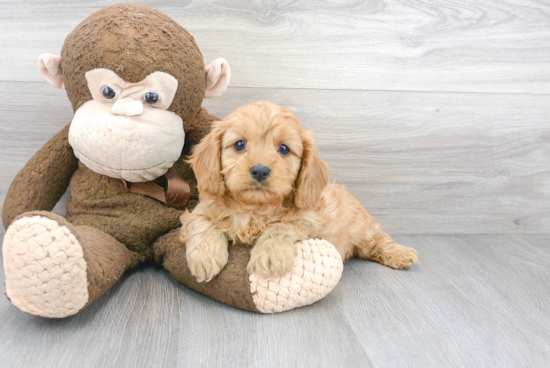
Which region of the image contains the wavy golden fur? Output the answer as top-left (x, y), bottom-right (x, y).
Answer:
top-left (180, 101), bottom-right (418, 281)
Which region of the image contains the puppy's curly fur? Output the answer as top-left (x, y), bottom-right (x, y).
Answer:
top-left (180, 101), bottom-right (418, 282)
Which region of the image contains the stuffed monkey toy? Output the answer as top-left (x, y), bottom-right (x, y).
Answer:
top-left (1, 4), bottom-right (343, 317)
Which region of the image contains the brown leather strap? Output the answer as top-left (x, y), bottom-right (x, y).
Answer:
top-left (122, 180), bottom-right (167, 203)
top-left (122, 167), bottom-right (190, 210)
top-left (165, 167), bottom-right (190, 210)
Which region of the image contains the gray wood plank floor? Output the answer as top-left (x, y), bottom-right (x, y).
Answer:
top-left (0, 234), bottom-right (548, 368)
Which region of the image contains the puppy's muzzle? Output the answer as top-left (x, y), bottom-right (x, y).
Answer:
top-left (250, 165), bottom-right (270, 182)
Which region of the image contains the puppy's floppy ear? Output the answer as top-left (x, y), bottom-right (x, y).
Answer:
top-left (188, 122), bottom-right (226, 198)
top-left (294, 130), bottom-right (329, 210)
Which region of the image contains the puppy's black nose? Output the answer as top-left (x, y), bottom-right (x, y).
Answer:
top-left (250, 165), bottom-right (270, 182)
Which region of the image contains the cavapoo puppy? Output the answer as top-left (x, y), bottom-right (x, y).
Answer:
top-left (180, 101), bottom-right (418, 282)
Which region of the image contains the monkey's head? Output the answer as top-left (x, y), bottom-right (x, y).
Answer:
top-left (37, 4), bottom-right (230, 182)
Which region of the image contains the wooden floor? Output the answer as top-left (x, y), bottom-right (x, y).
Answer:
top-left (0, 234), bottom-right (548, 368)
top-left (1, 1), bottom-right (550, 367)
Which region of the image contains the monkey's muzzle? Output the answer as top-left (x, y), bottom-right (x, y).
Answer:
top-left (68, 100), bottom-right (185, 182)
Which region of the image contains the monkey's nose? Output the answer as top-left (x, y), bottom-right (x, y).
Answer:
top-left (111, 97), bottom-right (143, 117)
top-left (250, 165), bottom-right (270, 182)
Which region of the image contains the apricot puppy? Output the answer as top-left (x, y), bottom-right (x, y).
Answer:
top-left (180, 101), bottom-right (418, 282)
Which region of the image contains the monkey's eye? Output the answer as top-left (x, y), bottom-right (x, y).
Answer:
top-left (234, 140), bottom-right (246, 152)
top-left (278, 143), bottom-right (290, 156)
top-left (101, 86), bottom-right (116, 100)
top-left (144, 92), bottom-right (159, 104)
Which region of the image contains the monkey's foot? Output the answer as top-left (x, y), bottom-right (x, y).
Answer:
top-left (249, 239), bottom-right (343, 313)
top-left (3, 215), bottom-right (89, 318)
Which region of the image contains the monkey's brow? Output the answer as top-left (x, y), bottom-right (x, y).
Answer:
top-left (117, 80), bottom-right (138, 89)
top-left (119, 84), bottom-right (146, 96)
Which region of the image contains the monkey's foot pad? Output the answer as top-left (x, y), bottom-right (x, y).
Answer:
top-left (250, 239), bottom-right (344, 313)
top-left (3, 216), bottom-right (89, 318)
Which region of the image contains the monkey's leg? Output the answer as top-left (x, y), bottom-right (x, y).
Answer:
top-left (2, 211), bottom-right (140, 318)
top-left (152, 229), bottom-right (344, 314)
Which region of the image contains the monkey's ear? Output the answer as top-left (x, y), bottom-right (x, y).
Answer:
top-left (204, 58), bottom-right (230, 98)
top-left (38, 54), bottom-right (65, 90)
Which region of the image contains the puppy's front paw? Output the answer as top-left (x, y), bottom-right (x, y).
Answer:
top-left (247, 244), bottom-right (295, 279)
top-left (186, 240), bottom-right (229, 283)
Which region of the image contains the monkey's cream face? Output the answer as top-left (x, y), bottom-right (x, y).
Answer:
top-left (68, 69), bottom-right (184, 182)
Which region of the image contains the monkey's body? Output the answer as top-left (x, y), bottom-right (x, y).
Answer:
top-left (3, 106), bottom-right (217, 259)
top-left (3, 107), bottom-right (252, 316)
top-left (67, 162), bottom-right (183, 259)
top-left (1, 4), bottom-right (343, 318)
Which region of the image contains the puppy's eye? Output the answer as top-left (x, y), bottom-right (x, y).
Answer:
top-left (234, 140), bottom-right (246, 152)
top-left (144, 92), bottom-right (159, 104)
top-left (101, 86), bottom-right (116, 100)
top-left (278, 143), bottom-right (290, 156)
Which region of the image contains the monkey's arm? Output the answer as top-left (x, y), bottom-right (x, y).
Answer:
top-left (185, 107), bottom-right (220, 149)
top-left (2, 124), bottom-right (78, 229)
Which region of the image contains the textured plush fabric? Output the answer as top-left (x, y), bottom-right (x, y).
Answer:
top-left (2, 113), bottom-right (215, 261)
top-left (3, 211), bottom-right (139, 318)
top-left (2, 70), bottom-right (218, 318)
top-left (250, 239), bottom-right (343, 313)
top-left (3, 214), bottom-right (89, 318)
top-left (1, 124), bottom-right (78, 229)
top-left (71, 68), bottom-right (185, 182)
top-left (61, 3), bottom-right (205, 128)
top-left (155, 234), bottom-right (344, 313)
top-left (38, 54), bottom-right (64, 89)
top-left (69, 98), bottom-right (185, 182)
top-left (85, 69), bottom-right (179, 110)
top-left (0, 4), bottom-right (228, 316)
top-left (72, 223), bottom-right (140, 313)
top-left (153, 229), bottom-right (261, 312)
top-left (204, 58), bottom-right (231, 98)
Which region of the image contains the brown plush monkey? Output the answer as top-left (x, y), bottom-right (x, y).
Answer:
top-left (1, 4), bottom-right (343, 317)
